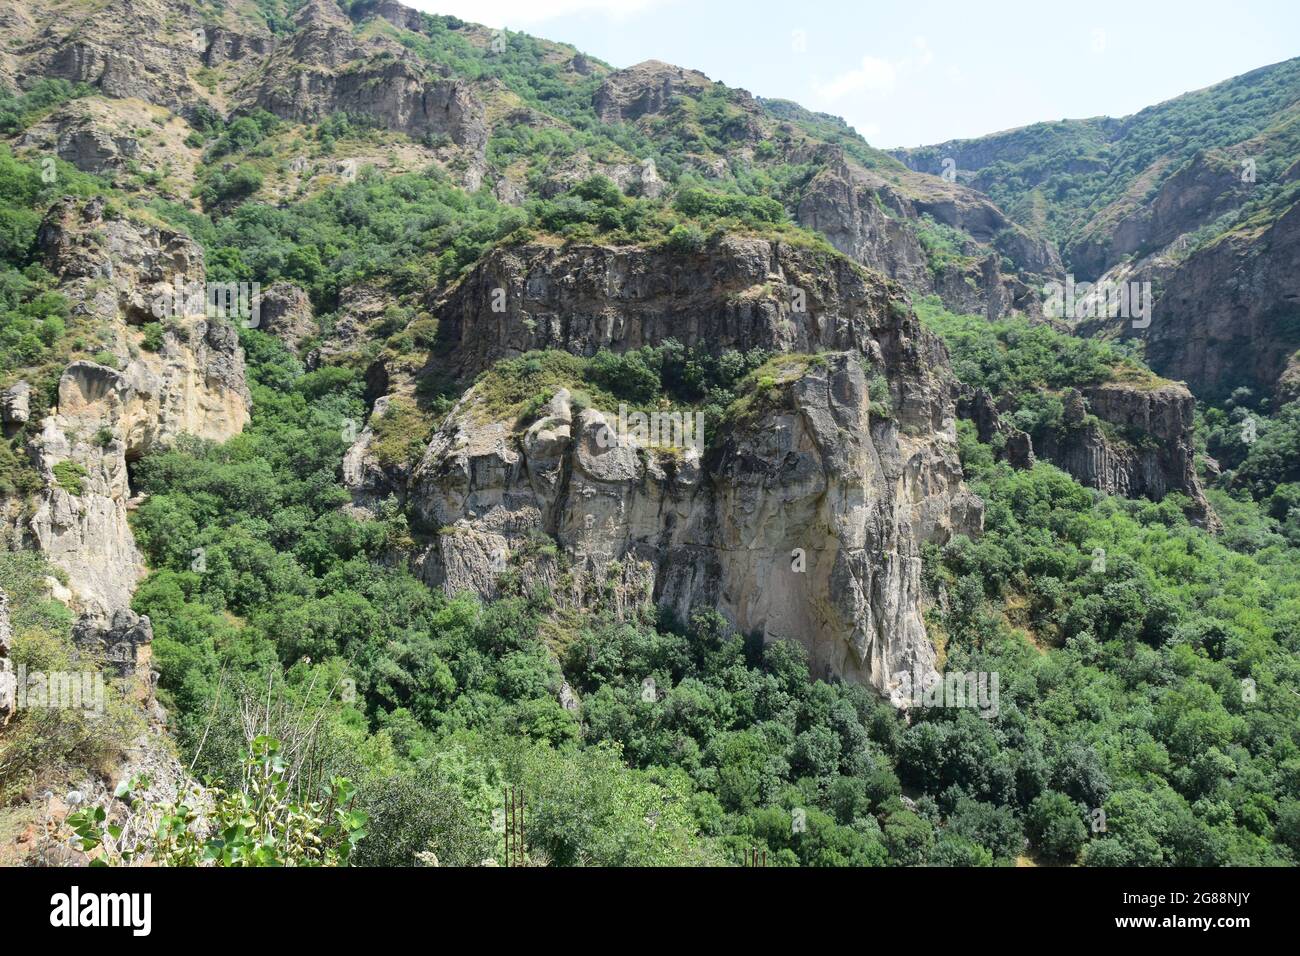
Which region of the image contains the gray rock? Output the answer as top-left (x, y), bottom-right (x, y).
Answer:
top-left (72, 608), bottom-right (153, 682)
top-left (23, 197), bottom-right (251, 617)
top-left (1036, 381), bottom-right (1219, 529)
top-left (0, 592), bottom-right (14, 723)
top-left (256, 282), bottom-right (317, 353)
top-left (55, 117), bottom-right (139, 175)
top-left (2, 381), bottom-right (31, 427)
top-left (398, 236), bottom-right (984, 696)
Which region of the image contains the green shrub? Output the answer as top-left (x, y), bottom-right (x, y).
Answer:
top-left (52, 460), bottom-right (88, 496)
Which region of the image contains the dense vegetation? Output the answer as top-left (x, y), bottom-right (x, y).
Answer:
top-left (915, 296), bottom-right (1156, 444)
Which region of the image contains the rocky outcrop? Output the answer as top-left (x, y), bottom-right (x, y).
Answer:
top-left (0, 592), bottom-right (14, 724)
top-left (72, 608), bottom-right (155, 703)
top-left (795, 150), bottom-right (932, 292)
top-left (374, 238), bottom-right (984, 693)
top-left (257, 282), bottom-right (317, 353)
top-left (201, 27), bottom-right (275, 68)
top-left (246, 0), bottom-right (487, 161)
top-left (1066, 151), bottom-right (1248, 280)
top-left (535, 151), bottom-right (665, 200)
top-left (595, 60), bottom-right (757, 130)
top-left (956, 385), bottom-right (1034, 468)
top-left (47, 115), bottom-right (140, 176)
top-left (1036, 383), bottom-right (1217, 528)
top-left (309, 283), bottom-right (392, 368)
top-left (18, 198), bottom-right (250, 619)
top-left (955, 376), bottom-right (1215, 526)
top-left (1144, 196), bottom-right (1300, 400)
top-left (251, 56), bottom-right (487, 151)
top-left (364, 0), bottom-right (428, 32)
top-left (2, 381), bottom-right (31, 431)
top-left (24, 0), bottom-right (211, 111)
top-left (408, 352), bottom-right (980, 693)
top-left (435, 236), bottom-right (927, 380)
top-left (793, 145), bottom-right (1058, 320)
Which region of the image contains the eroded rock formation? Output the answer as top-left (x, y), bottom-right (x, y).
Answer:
top-left (351, 239), bottom-right (984, 694)
top-left (20, 197), bottom-right (251, 619)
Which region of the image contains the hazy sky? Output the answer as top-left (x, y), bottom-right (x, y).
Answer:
top-left (406, 0), bottom-right (1300, 148)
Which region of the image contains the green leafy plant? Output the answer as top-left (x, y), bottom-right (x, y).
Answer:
top-left (66, 738), bottom-right (367, 867)
top-left (52, 460), bottom-right (88, 496)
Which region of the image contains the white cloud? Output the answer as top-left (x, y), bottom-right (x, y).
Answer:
top-left (913, 36), bottom-right (934, 67)
top-left (813, 55), bottom-right (897, 100)
top-left (811, 38), bottom-right (936, 103)
top-left (406, 0), bottom-right (677, 29)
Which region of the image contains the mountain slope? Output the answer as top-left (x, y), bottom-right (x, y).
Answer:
top-left (895, 58), bottom-right (1300, 399)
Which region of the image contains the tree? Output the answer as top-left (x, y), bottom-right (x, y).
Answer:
top-left (1026, 791), bottom-right (1087, 861)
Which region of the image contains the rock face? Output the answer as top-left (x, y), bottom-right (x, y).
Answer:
top-left (72, 608), bottom-right (155, 702)
top-left (410, 353), bottom-right (979, 693)
top-left (0, 592), bottom-right (14, 724)
top-left (26, 0), bottom-right (215, 111)
top-left (19, 198), bottom-right (250, 619)
top-left (956, 385), bottom-right (1035, 469)
top-left (595, 60), bottom-right (731, 126)
top-left (50, 115), bottom-right (140, 176)
top-left (1, 381), bottom-right (30, 430)
top-left (367, 239), bottom-right (983, 693)
top-left (793, 145), bottom-right (1060, 320)
top-left (1066, 151), bottom-right (1249, 280)
top-left (795, 148), bottom-right (933, 293)
top-left (1036, 383), bottom-right (1217, 528)
top-left (256, 282), bottom-right (317, 353)
top-left (246, 0), bottom-right (487, 158)
top-left (956, 376), bottom-right (1215, 527)
top-left (436, 236), bottom-right (922, 378)
top-left (1145, 195), bottom-right (1300, 400)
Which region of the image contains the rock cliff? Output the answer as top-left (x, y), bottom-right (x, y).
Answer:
top-left (956, 377), bottom-right (1215, 527)
top-left (0, 592), bottom-right (14, 724)
top-left (351, 239), bottom-right (983, 693)
top-left (1037, 383), bottom-right (1217, 528)
top-left (17, 197), bottom-right (250, 619)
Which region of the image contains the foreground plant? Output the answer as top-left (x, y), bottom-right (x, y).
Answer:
top-left (67, 735), bottom-right (367, 867)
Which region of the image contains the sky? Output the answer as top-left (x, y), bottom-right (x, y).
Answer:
top-left (405, 0), bottom-right (1300, 148)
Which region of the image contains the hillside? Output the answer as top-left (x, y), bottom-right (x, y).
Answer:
top-left (895, 58), bottom-right (1300, 399)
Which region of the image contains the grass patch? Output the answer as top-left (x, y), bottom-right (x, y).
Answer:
top-left (368, 395), bottom-right (437, 470)
top-left (51, 460), bottom-right (88, 496)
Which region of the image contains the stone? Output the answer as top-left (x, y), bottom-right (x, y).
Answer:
top-left (1, 381), bottom-right (31, 427)
top-left (0, 592), bottom-right (15, 724)
top-left (22, 197), bottom-right (251, 617)
top-left (256, 282), bottom-right (317, 353)
top-left (390, 237), bottom-right (984, 695)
